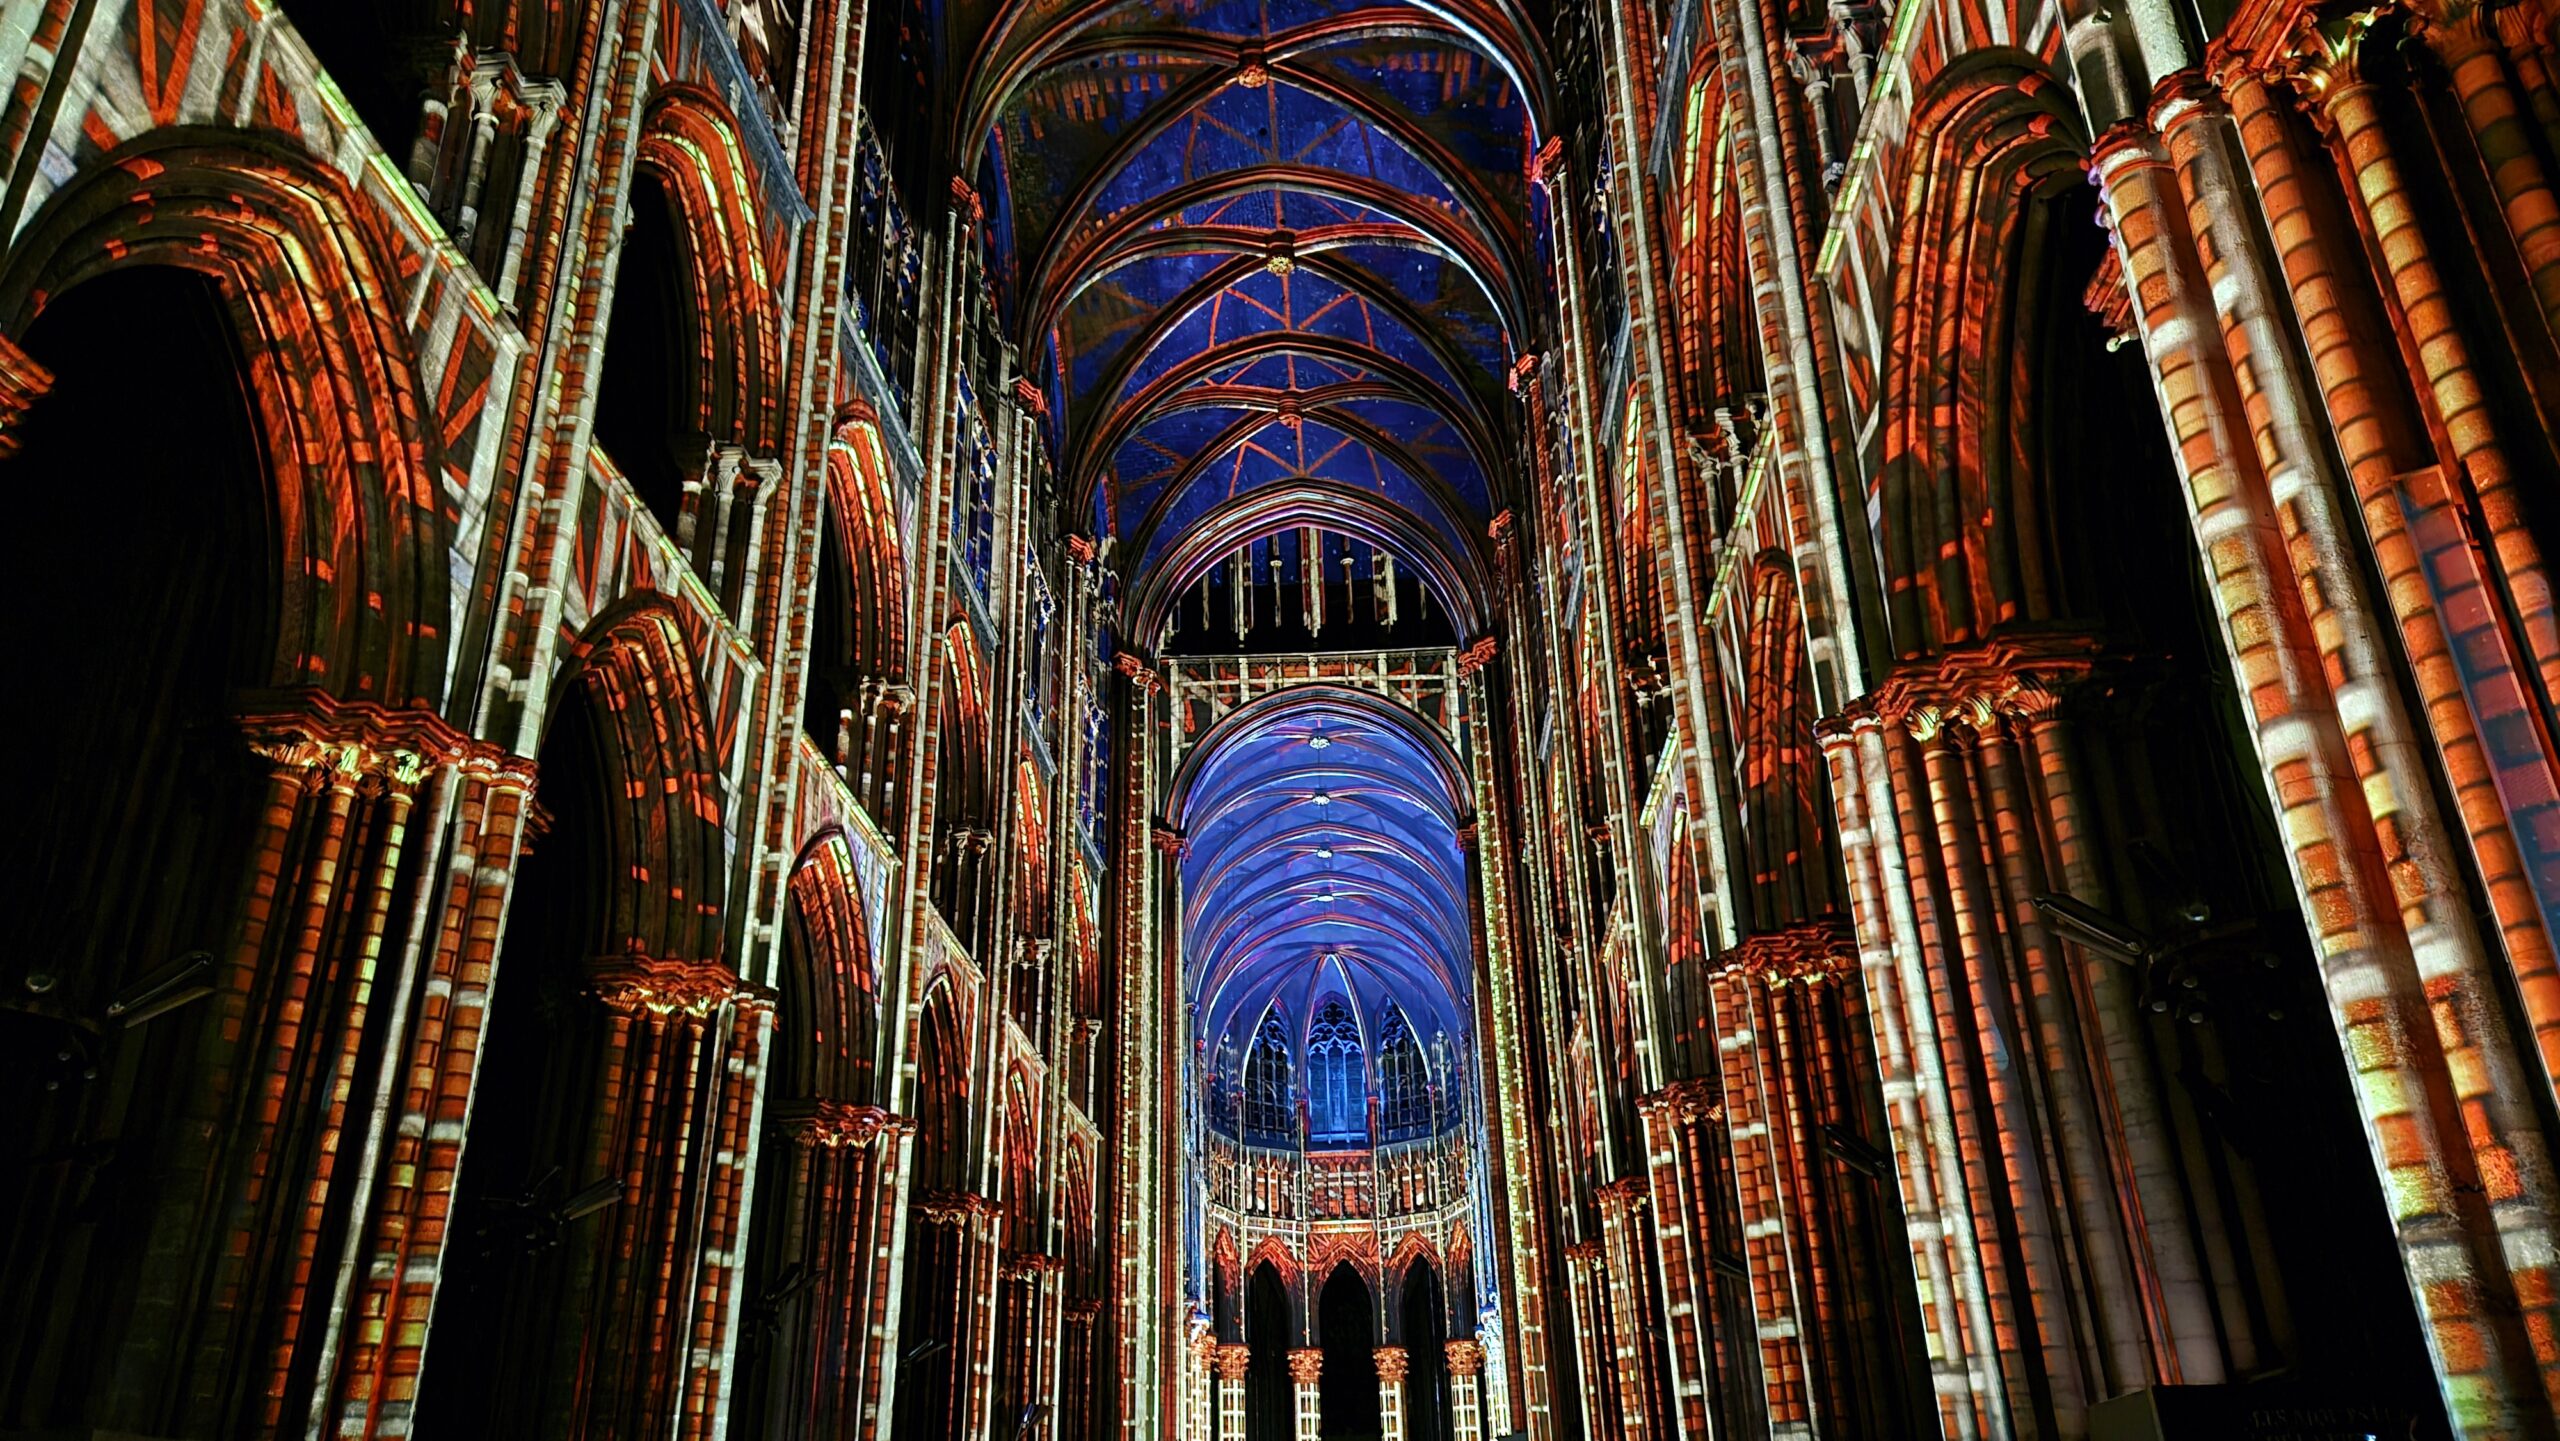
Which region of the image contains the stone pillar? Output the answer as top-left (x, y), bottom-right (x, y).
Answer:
top-left (1375, 1344), bottom-right (1410, 1441)
top-left (1288, 1347), bottom-right (1323, 1441)
top-left (1446, 1339), bottom-right (1485, 1441)
top-left (1215, 1342), bottom-right (1250, 1439)
top-left (1187, 1326), bottom-right (1216, 1441)
top-left (1593, 1180), bottom-right (1666, 1436)
top-left (2093, 63), bottom-right (2560, 1427)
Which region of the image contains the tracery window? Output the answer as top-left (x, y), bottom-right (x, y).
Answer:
top-left (1243, 1011), bottom-right (1295, 1144)
top-left (1377, 1006), bottom-right (1432, 1141)
top-left (1306, 1001), bottom-right (1367, 1146)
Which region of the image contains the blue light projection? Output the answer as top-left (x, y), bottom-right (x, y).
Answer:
top-left (970, 0), bottom-right (1540, 609)
top-left (1174, 690), bottom-right (1472, 1141)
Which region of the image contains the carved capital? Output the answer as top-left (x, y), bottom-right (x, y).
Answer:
top-left (1596, 1176), bottom-right (1649, 1214)
top-left (1215, 1342), bottom-right (1254, 1380)
top-left (238, 693), bottom-right (472, 795)
top-left (1287, 1348), bottom-right (1325, 1385)
top-left (787, 1100), bottom-right (912, 1148)
top-left (1641, 1077), bottom-right (1724, 1126)
top-left (2146, 66), bottom-right (2228, 134)
top-left (949, 177), bottom-right (984, 225)
top-left (1151, 822), bottom-right (1190, 857)
top-left (1445, 1338), bottom-right (1486, 1377)
top-left (593, 956), bottom-right (760, 1017)
top-left (1011, 376), bottom-right (1049, 416)
top-left (917, 1189), bottom-right (999, 1224)
top-left (1457, 635), bottom-right (1500, 676)
top-left (1374, 1345), bottom-right (1410, 1382)
top-left (1004, 1251), bottom-right (1065, 1280)
top-left (1723, 920), bottom-right (1859, 988)
top-left (1863, 635), bottom-right (2102, 739)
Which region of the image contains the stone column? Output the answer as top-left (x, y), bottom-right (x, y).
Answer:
top-left (1288, 1347), bottom-right (1323, 1441)
top-left (1446, 1339), bottom-right (1486, 1441)
top-left (1215, 1342), bottom-right (1250, 1439)
top-left (1376, 1345), bottom-right (1409, 1441)
top-left (1187, 1326), bottom-right (1216, 1441)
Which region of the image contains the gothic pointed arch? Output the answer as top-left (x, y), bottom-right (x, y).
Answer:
top-left (0, 132), bottom-right (451, 706)
top-left (1738, 557), bottom-right (1838, 932)
top-left (1873, 52), bottom-right (2086, 661)
top-left (417, 598), bottom-right (740, 1439)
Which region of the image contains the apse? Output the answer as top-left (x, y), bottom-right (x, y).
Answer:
top-left (1176, 690), bottom-right (1474, 1125)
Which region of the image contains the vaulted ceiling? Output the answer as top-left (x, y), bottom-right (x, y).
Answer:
top-left (1171, 690), bottom-right (1474, 1060)
top-left (960, 0), bottom-right (1550, 638)
top-left (952, 0), bottom-right (1541, 1077)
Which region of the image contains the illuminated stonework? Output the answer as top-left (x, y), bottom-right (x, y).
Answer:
top-left (0, 0), bottom-right (2549, 1437)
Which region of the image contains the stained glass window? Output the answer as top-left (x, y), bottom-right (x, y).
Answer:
top-left (1242, 1011), bottom-right (1294, 1144)
top-left (1306, 1001), bottom-right (1367, 1146)
top-left (1378, 1005), bottom-right (1432, 1140)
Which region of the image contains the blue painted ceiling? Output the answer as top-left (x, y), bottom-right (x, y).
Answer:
top-left (964, 0), bottom-right (1545, 616)
top-left (1176, 695), bottom-right (1472, 1065)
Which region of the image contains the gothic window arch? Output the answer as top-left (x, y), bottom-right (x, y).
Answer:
top-left (1306, 1001), bottom-right (1367, 1146)
top-left (1243, 1010), bottom-right (1295, 1145)
top-left (1377, 1006), bottom-right (1433, 1141)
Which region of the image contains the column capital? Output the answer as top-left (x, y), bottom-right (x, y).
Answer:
top-left (1721, 919), bottom-right (1860, 989)
top-left (1215, 1342), bottom-right (1253, 1380)
top-left (780, 1099), bottom-right (913, 1148)
top-left (916, 1188), bottom-right (1000, 1224)
top-left (1855, 635), bottom-right (2104, 738)
top-left (2146, 66), bottom-right (2229, 133)
top-left (1445, 1338), bottom-right (1486, 1377)
top-left (592, 956), bottom-right (761, 1017)
top-left (1287, 1347), bottom-right (1324, 1384)
top-left (1457, 635), bottom-right (1500, 675)
top-left (1374, 1344), bottom-right (1410, 1382)
top-left (1003, 1251), bottom-right (1065, 1280)
top-left (1639, 1078), bottom-right (1725, 1126)
top-left (237, 691), bottom-right (477, 793)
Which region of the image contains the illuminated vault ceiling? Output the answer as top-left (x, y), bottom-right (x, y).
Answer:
top-left (960, 0), bottom-right (1541, 1076)
top-left (1172, 692), bottom-right (1474, 1060)
top-left (964, 0), bottom-right (1547, 631)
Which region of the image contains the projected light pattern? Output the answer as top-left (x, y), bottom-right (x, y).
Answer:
top-left (1177, 693), bottom-right (1472, 1116)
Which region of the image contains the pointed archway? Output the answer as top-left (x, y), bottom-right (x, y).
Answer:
top-left (1317, 1263), bottom-right (1379, 1438)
